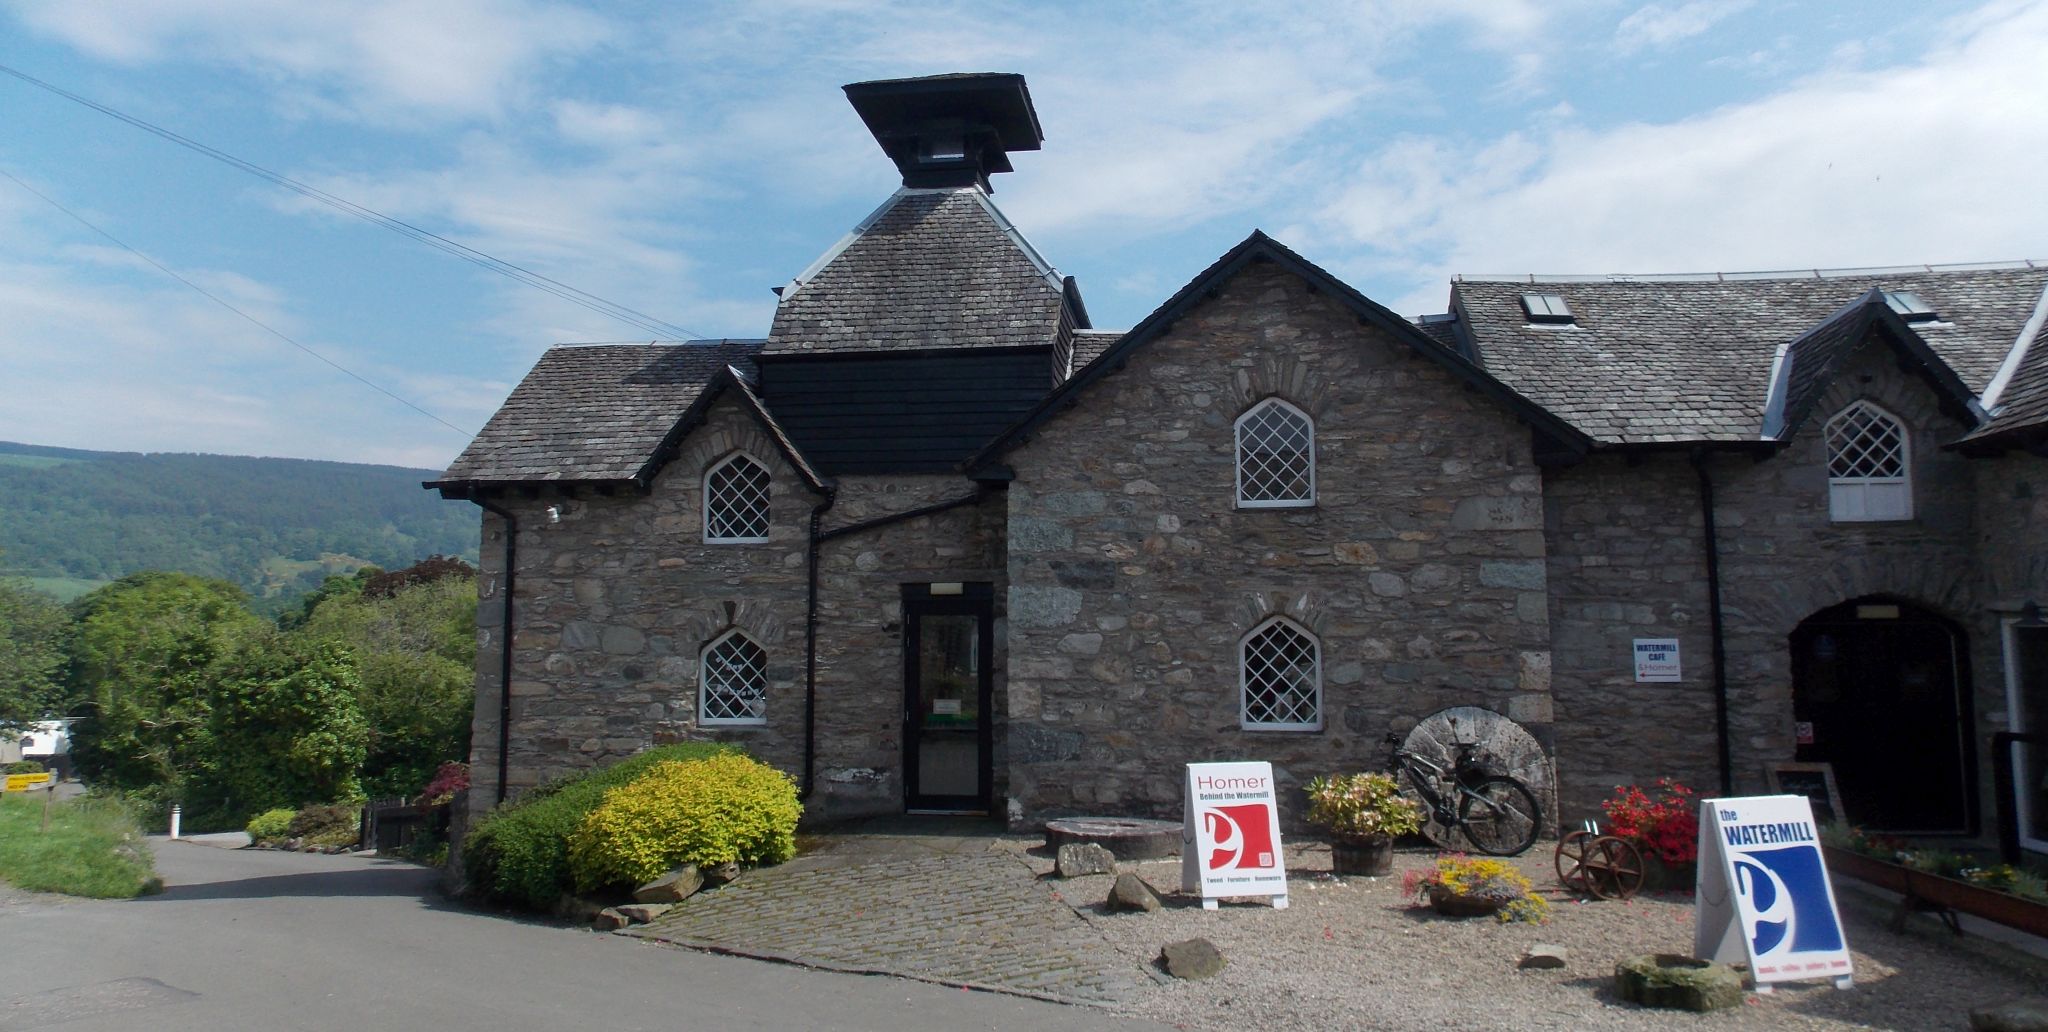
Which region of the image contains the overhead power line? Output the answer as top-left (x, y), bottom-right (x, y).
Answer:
top-left (0, 62), bottom-right (706, 341)
top-left (0, 167), bottom-right (474, 438)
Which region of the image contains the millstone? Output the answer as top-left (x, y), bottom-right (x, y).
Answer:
top-left (1614, 953), bottom-right (1743, 1012)
top-left (1044, 817), bottom-right (1183, 860)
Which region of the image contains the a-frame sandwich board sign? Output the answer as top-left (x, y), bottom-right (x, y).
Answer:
top-left (1695, 795), bottom-right (1853, 992)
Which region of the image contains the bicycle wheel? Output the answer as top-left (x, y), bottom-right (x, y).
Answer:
top-left (1456, 776), bottom-right (1542, 856)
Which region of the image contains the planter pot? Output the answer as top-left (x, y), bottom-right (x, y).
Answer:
top-left (1428, 886), bottom-right (1506, 918)
top-left (1822, 846), bottom-right (2048, 939)
top-left (1330, 834), bottom-right (1394, 877)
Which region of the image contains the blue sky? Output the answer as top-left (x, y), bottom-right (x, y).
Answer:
top-left (3, 0), bottom-right (2044, 470)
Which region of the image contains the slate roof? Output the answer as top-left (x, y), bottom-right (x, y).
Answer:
top-left (1770, 290), bottom-right (1982, 440)
top-left (1070, 330), bottom-right (1122, 370)
top-left (431, 341), bottom-right (772, 490)
top-left (765, 188), bottom-right (1065, 356)
top-left (1963, 311), bottom-right (2048, 449)
top-left (1454, 265), bottom-right (2048, 444)
top-left (968, 231), bottom-right (1590, 475)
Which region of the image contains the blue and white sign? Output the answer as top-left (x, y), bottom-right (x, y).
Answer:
top-left (1694, 795), bottom-right (1853, 991)
top-left (1633, 638), bottom-right (1681, 682)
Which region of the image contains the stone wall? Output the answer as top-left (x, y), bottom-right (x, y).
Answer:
top-left (1546, 337), bottom-right (1991, 822)
top-left (1002, 259), bottom-right (1555, 824)
top-left (459, 391), bottom-right (1007, 824)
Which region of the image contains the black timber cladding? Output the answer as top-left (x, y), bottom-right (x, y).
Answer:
top-left (757, 348), bottom-right (1052, 473)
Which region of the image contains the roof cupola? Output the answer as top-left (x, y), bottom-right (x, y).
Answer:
top-left (843, 73), bottom-right (1044, 193)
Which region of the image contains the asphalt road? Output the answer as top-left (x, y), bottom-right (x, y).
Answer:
top-left (0, 839), bottom-right (1176, 1032)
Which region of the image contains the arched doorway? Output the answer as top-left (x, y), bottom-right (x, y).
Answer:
top-left (1789, 597), bottom-right (1974, 834)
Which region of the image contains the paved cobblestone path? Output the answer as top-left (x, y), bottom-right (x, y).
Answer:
top-left (626, 850), bottom-right (1150, 1004)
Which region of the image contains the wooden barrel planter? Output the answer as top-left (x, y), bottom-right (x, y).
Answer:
top-left (1823, 846), bottom-right (2048, 939)
top-left (1330, 835), bottom-right (1394, 877)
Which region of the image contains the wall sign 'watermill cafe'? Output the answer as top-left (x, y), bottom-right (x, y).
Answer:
top-left (1694, 794), bottom-right (1854, 991)
top-left (1182, 761), bottom-right (1290, 909)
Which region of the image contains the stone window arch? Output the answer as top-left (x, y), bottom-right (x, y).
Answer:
top-left (1240, 616), bottom-right (1322, 731)
top-left (704, 452), bottom-right (772, 543)
top-left (699, 629), bottom-right (768, 726)
top-left (1235, 397), bottom-right (1315, 508)
top-left (1824, 401), bottom-right (1911, 522)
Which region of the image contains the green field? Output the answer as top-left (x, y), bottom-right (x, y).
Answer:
top-left (19, 577), bottom-right (108, 602)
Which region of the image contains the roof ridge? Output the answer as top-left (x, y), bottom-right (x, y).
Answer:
top-left (1457, 260), bottom-right (2043, 285)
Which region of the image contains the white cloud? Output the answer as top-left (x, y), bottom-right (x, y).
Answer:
top-left (7, 0), bottom-right (612, 120)
top-left (1317, 1), bottom-right (2048, 315)
top-left (1615, 1), bottom-right (1753, 54)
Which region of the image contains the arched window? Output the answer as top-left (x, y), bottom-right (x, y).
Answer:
top-left (1235, 398), bottom-right (1315, 508)
top-left (1240, 617), bottom-right (1322, 731)
top-left (704, 453), bottom-right (771, 542)
top-left (1824, 401), bottom-right (1911, 522)
top-left (699, 629), bottom-right (767, 726)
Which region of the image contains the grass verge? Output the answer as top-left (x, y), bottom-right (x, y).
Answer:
top-left (0, 792), bottom-right (160, 898)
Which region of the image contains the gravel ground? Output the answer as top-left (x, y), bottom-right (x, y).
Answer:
top-left (1006, 839), bottom-right (2046, 1032)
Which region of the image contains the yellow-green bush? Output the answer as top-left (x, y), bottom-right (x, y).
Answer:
top-left (246, 807), bottom-right (296, 843)
top-left (567, 754), bottom-right (800, 893)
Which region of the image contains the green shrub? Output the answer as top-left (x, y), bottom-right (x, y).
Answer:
top-left (462, 743), bottom-right (735, 910)
top-left (287, 803), bottom-right (361, 848)
top-left (3, 760), bottom-right (47, 775)
top-left (246, 807), bottom-right (296, 843)
top-left (568, 754), bottom-right (802, 893)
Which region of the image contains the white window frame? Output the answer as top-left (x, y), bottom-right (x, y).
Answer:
top-left (1824, 400), bottom-right (1912, 522)
top-left (703, 452), bottom-right (772, 544)
top-left (1234, 397), bottom-right (1316, 509)
top-left (698, 629), bottom-right (768, 727)
top-left (2000, 615), bottom-right (2048, 854)
top-left (1239, 616), bottom-right (1323, 732)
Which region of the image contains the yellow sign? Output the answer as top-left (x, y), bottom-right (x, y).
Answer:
top-left (3, 773), bottom-right (54, 792)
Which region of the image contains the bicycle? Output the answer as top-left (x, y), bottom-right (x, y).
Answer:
top-left (1385, 726), bottom-right (1543, 856)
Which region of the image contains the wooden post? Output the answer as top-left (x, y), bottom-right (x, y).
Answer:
top-left (41, 782), bottom-right (54, 833)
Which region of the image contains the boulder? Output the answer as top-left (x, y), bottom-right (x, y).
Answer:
top-left (703, 861), bottom-right (742, 886)
top-left (616, 903), bottom-right (673, 925)
top-left (592, 908), bottom-right (631, 931)
top-left (1973, 998), bottom-right (2048, 1032)
top-left (1160, 938), bottom-right (1225, 979)
top-left (552, 894), bottom-right (604, 924)
top-left (1106, 873), bottom-right (1163, 913)
top-left (1614, 954), bottom-right (1743, 1012)
top-left (634, 865), bottom-right (704, 903)
top-left (1519, 944), bottom-right (1568, 970)
top-left (1056, 842), bottom-right (1118, 878)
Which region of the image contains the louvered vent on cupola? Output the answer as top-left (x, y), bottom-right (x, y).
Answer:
top-left (843, 73), bottom-right (1045, 193)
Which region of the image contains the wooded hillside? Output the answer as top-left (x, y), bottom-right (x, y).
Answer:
top-left (0, 441), bottom-right (477, 612)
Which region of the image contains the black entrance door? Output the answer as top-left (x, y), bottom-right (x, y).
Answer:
top-left (1790, 598), bottom-right (1974, 834)
top-left (903, 585), bottom-right (993, 813)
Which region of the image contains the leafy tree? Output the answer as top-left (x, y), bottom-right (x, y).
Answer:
top-left (296, 572), bottom-right (476, 797)
top-left (192, 633), bottom-right (369, 823)
top-left (0, 578), bottom-right (72, 730)
top-left (65, 573), bottom-right (261, 806)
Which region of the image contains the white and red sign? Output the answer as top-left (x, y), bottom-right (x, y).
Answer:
top-left (1181, 761), bottom-right (1289, 909)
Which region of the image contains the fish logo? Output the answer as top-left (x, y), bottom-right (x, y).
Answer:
top-left (1733, 846), bottom-right (1843, 958)
top-left (1205, 803), bottom-right (1277, 871)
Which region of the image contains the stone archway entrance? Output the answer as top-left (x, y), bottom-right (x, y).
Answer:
top-left (1789, 597), bottom-right (1975, 834)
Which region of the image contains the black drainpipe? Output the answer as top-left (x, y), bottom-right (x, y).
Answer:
top-left (475, 498), bottom-right (518, 804)
top-left (801, 484), bottom-right (992, 798)
top-left (1690, 450), bottom-right (1734, 795)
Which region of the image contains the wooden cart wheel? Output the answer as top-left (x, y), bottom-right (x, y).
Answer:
top-left (1554, 829), bottom-right (1594, 892)
top-left (1583, 835), bottom-right (1646, 900)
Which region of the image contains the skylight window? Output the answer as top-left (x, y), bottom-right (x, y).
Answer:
top-left (1884, 290), bottom-right (1938, 322)
top-left (1520, 292), bottom-right (1574, 324)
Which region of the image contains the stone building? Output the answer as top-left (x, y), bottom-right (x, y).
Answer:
top-left (432, 73), bottom-right (2048, 851)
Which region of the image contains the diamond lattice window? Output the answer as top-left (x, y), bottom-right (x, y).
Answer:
top-left (705, 454), bottom-right (771, 542)
top-left (1235, 398), bottom-right (1315, 508)
top-left (1241, 617), bottom-right (1322, 731)
top-left (700, 630), bottom-right (767, 725)
top-left (1825, 401), bottom-right (1912, 522)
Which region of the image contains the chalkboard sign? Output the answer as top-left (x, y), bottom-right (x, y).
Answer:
top-left (1763, 762), bottom-right (1845, 827)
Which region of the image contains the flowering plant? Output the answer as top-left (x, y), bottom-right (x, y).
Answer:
top-left (1303, 772), bottom-right (1423, 839)
top-left (1403, 854), bottom-right (1550, 923)
top-left (416, 762), bottom-right (471, 808)
top-left (1601, 778), bottom-right (1699, 864)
